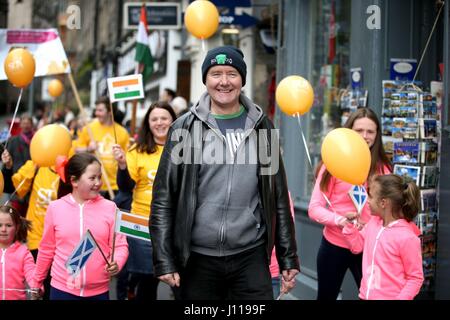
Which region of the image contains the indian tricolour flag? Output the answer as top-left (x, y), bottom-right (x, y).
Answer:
top-left (107, 74), bottom-right (145, 103)
top-left (115, 209), bottom-right (151, 242)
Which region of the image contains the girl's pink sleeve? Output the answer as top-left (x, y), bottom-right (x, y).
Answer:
top-left (342, 223), bottom-right (366, 254)
top-left (109, 209), bottom-right (128, 271)
top-left (23, 249), bottom-right (36, 287)
top-left (397, 237), bottom-right (424, 300)
top-left (30, 206), bottom-right (56, 289)
top-left (308, 166), bottom-right (344, 227)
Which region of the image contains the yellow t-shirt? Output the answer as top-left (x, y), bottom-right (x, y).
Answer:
top-left (76, 119), bottom-right (130, 191)
top-left (126, 145), bottom-right (163, 217)
top-left (12, 160), bottom-right (60, 250)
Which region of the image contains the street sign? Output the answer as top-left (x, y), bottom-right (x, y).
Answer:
top-left (210, 0), bottom-right (252, 8)
top-left (123, 2), bottom-right (181, 30)
top-left (219, 12), bottom-right (259, 28)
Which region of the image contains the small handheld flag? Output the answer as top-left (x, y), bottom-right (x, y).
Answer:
top-left (65, 231), bottom-right (97, 277)
top-left (107, 74), bottom-right (145, 103)
top-left (115, 210), bottom-right (151, 242)
top-left (348, 185), bottom-right (368, 214)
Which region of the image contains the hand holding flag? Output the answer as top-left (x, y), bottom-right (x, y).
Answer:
top-left (348, 185), bottom-right (368, 227)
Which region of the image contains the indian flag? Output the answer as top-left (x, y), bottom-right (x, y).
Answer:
top-left (135, 4), bottom-right (154, 81)
top-left (115, 210), bottom-right (151, 242)
top-left (107, 74), bottom-right (145, 103)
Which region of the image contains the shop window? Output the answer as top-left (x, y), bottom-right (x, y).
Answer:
top-left (305, 0), bottom-right (351, 194)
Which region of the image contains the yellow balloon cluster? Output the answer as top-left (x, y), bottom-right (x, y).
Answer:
top-left (276, 75), bottom-right (314, 116)
top-left (48, 79), bottom-right (64, 98)
top-left (321, 128), bottom-right (371, 185)
top-left (185, 0), bottom-right (219, 39)
top-left (30, 124), bottom-right (72, 167)
top-left (3, 48), bottom-right (36, 88)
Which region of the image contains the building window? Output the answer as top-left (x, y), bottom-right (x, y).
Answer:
top-left (305, 0), bottom-right (351, 195)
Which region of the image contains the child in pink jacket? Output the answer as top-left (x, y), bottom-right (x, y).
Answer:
top-left (30, 153), bottom-right (128, 300)
top-left (342, 174), bottom-right (424, 300)
top-left (0, 205), bottom-right (35, 300)
top-left (308, 108), bottom-right (392, 300)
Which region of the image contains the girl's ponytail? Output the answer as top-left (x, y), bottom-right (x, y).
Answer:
top-left (402, 181), bottom-right (421, 222)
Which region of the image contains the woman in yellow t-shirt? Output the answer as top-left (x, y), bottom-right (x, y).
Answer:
top-left (112, 101), bottom-right (177, 300)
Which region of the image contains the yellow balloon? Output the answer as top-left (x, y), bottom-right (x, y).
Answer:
top-left (185, 0), bottom-right (219, 39)
top-left (0, 171), bottom-right (4, 198)
top-left (48, 79), bottom-right (64, 98)
top-left (3, 48), bottom-right (36, 88)
top-left (321, 128), bottom-right (371, 185)
top-left (30, 124), bottom-right (72, 167)
top-left (276, 75), bottom-right (314, 116)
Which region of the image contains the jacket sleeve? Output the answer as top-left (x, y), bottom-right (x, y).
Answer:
top-left (150, 125), bottom-right (182, 277)
top-left (396, 236), bottom-right (424, 300)
top-left (30, 204), bottom-right (56, 288)
top-left (12, 160), bottom-right (36, 199)
top-left (342, 222), bottom-right (366, 254)
top-left (1, 167), bottom-right (15, 193)
top-left (23, 249), bottom-right (36, 288)
top-left (109, 207), bottom-right (128, 271)
top-left (116, 167), bottom-right (136, 192)
top-left (269, 122), bottom-right (299, 272)
top-left (308, 165), bottom-right (346, 227)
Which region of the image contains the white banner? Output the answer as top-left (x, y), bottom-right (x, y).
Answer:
top-left (0, 28), bottom-right (71, 80)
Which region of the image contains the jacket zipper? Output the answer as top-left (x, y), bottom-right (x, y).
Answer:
top-left (366, 220), bottom-right (399, 299)
top-left (1, 249), bottom-right (5, 300)
top-left (79, 203), bottom-right (85, 297)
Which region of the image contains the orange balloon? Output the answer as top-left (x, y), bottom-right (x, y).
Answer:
top-left (276, 75), bottom-right (314, 116)
top-left (30, 124), bottom-right (72, 167)
top-left (48, 79), bottom-right (64, 98)
top-left (0, 171), bottom-right (4, 198)
top-left (321, 128), bottom-right (371, 185)
top-left (185, 0), bottom-right (219, 39)
top-left (3, 48), bottom-right (36, 88)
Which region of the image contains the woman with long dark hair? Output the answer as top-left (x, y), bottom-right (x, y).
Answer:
top-left (112, 101), bottom-right (176, 300)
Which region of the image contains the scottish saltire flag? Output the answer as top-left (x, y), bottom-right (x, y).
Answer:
top-left (115, 210), bottom-right (151, 242)
top-left (348, 185), bottom-right (368, 214)
top-left (65, 231), bottom-right (97, 277)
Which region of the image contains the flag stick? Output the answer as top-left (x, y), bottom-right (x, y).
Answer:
top-left (108, 101), bottom-right (118, 144)
top-left (130, 100), bottom-right (138, 137)
top-left (87, 229), bottom-right (111, 267)
top-left (68, 72), bottom-right (115, 200)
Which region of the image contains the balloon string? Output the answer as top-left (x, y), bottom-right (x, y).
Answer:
top-left (3, 178), bottom-right (27, 206)
top-left (201, 38), bottom-right (206, 52)
top-left (295, 113), bottom-right (313, 172)
top-left (4, 88), bottom-right (23, 151)
top-left (294, 113), bottom-right (336, 213)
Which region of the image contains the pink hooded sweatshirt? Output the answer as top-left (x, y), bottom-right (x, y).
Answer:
top-left (343, 216), bottom-right (423, 300)
top-left (308, 165), bottom-right (390, 249)
top-left (1, 242), bottom-right (35, 300)
top-left (30, 194), bottom-right (128, 297)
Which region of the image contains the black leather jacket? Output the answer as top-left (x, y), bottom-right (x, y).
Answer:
top-left (150, 107), bottom-right (299, 277)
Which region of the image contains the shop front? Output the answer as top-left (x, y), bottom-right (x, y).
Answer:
top-left (277, 0), bottom-right (447, 299)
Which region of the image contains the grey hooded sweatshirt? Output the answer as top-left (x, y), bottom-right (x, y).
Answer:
top-left (189, 93), bottom-right (267, 257)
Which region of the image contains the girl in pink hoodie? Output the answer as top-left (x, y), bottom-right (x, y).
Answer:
top-left (30, 153), bottom-right (128, 300)
top-left (342, 174), bottom-right (424, 300)
top-left (308, 108), bottom-right (392, 300)
top-left (0, 205), bottom-right (35, 300)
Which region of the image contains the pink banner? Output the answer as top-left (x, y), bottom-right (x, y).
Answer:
top-left (7, 30), bottom-right (58, 44)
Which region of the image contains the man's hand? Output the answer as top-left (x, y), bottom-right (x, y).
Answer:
top-left (281, 269), bottom-right (299, 294)
top-left (158, 272), bottom-right (180, 287)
